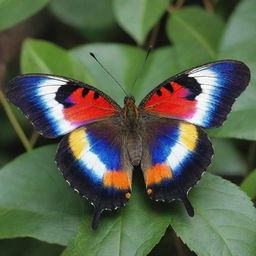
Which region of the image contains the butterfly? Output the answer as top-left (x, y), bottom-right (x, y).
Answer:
top-left (6, 60), bottom-right (250, 229)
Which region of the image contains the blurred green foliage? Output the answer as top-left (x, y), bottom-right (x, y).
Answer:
top-left (0, 0), bottom-right (256, 256)
top-left (49, 0), bottom-right (118, 41)
top-left (0, 0), bottom-right (51, 31)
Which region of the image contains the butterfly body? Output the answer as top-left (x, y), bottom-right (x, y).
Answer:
top-left (6, 60), bottom-right (250, 229)
top-left (122, 96), bottom-right (143, 166)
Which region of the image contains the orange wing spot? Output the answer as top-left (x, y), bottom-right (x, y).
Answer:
top-left (125, 193), bottom-right (131, 199)
top-left (103, 171), bottom-right (130, 190)
top-left (146, 164), bottom-right (172, 186)
top-left (147, 189), bottom-right (153, 195)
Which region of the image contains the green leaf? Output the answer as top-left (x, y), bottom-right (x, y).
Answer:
top-left (209, 109), bottom-right (256, 140)
top-left (171, 173), bottom-right (256, 256)
top-left (241, 169), bottom-right (256, 199)
top-left (219, 0), bottom-right (256, 62)
top-left (49, 0), bottom-right (118, 41)
top-left (0, 145), bottom-right (84, 245)
top-left (208, 138), bottom-right (246, 176)
top-left (214, 0), bottom-right (256, 140)
top-left (133, 46), bottom-right (182, 103)
top-left (61, 178), bottom-right (171, 256)
top-left (113, 0), bottom-right (170, 45)
top-left (0, 0), bottom-right (51, 31)
top-left (21, 39), bottom-right (94, 84)
top-left (166, 7), bottom-right (224, 67)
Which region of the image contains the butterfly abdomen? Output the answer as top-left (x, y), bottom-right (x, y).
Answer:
top-left (127, 132), bottom-right (142, 166)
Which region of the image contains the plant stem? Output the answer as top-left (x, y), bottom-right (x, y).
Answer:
top-left (0, 90), bottom-right (32, 152)
top-left (29, 130), bottom-right (40, 148)
top-left (202, 0), bottom-right (214, 13)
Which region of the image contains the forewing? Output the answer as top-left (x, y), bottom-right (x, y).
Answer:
top-left (7, 74), bottom-right (120, 138)
top-left (141, 118), bottom-right (213, 216)
top-left (139, 60), bottom-right (250, 128)
top-left (56, 118), bottom-right (132, 229)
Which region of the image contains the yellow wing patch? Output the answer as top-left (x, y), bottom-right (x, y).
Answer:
top-left (69, 128), bottom-right (89, 159)
top-left (179, 123), bottom-right (198, 151)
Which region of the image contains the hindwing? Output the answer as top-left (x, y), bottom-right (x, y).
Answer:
top-left (141, 117), bottom-right (213, 215)
top-left (56, 118), bottom-right (133, 229)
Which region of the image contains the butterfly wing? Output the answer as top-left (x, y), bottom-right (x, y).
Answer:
top-left (140, 117), bottom-right (213, 215)
top-left (56, 118), bottom-right (132, 229)
top-left (7, 74), bottom-right (120, 138)
top-left (139, 60), bottom-right (250, 128)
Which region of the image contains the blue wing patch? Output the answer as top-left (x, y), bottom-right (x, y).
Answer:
top-left (141, 119), bottom-right (213, 216)
top-left (7, 75), bottom-right (77, 137)
top-left (186, 61), bottom-right (250, 128)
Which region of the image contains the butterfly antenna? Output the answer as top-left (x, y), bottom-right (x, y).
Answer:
top-left (89, 52), bottom-right (128, 96)
top-left (130, 46), bottom-right (153, 92)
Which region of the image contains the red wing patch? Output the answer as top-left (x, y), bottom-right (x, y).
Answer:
top-left (143, 81), bottom-right (197, 118)
top-left (63, 87), bottom-right (118, 125)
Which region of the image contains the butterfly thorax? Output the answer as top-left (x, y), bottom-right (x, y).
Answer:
top-left (123, 96), bottom-right (139, 129)
top-left (123, 96), bottom-right (142, 166)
